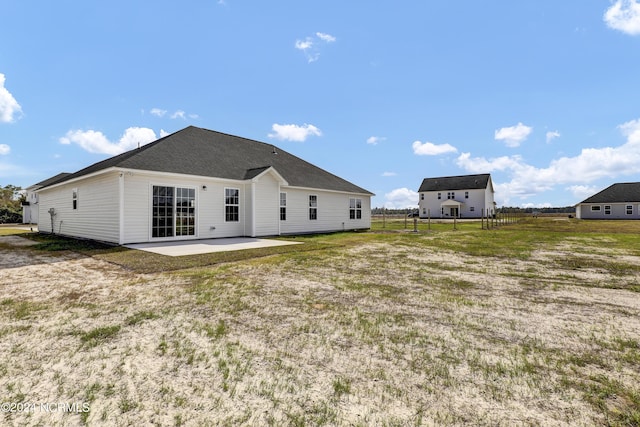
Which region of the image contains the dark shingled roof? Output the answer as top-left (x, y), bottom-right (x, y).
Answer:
top-left (580, 182), bottom-right (640, 204)
top-left (418, 174), bottom-right (491, 192)
top-left (30, 172), bottom-right (72, 188)
top-left (41, 126), bottom-right (373, 195)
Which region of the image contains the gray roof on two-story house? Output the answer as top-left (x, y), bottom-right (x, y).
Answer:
top-left (418, 173), bottom-right (492, 192)
top-left (40, 126), bottom-right (373, 195)
top-left (579, 182), bottom-right (640, 204)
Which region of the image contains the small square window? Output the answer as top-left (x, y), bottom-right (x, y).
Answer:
top-left (604, 205), bottom-right (611, 215)
top-left (626, 205), bottom-right (633, 215)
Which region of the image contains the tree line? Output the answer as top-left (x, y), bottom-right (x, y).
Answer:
top-left (1, 184), bottom-right (24, 223)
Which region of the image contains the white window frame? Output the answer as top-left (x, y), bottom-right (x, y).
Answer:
top-left (280, 192), bottom-right (287, 221)
top-left (72, 188), bottom-right (78, 210)
top-left (626, 205), bottom-right (633, 215)
top-left (349, 198), bottom-right (362, 220)
top-left (309, 195), bottom-right (318, 220)
top-left (604, 205), bottom-right (611, 215)
top-left (225, 188), bottom-right (240, 222)
top-left (591, 205), bottom-right (601, 212)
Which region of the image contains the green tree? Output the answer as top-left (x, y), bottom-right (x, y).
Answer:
top-left (0, 184), bottom-right (24, 223)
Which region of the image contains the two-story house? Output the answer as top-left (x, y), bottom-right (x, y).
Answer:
top-left (418, 173), bottom-right (495, 219)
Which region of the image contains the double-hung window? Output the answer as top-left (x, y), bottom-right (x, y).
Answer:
top-left (604, 205), bottom-right (611, 215)
top-left (627, 205), bottom-right (633, 215)
top-left (349, 198), bottom-right (362, 219)
top-left (72, 188), bottom-right (78, 210)
top-left (309, 195), bottom-right (318, 220)
top-left (225, 188), bottom-right (239, 222)
top-left (280, 192), bottom-right (287, 221)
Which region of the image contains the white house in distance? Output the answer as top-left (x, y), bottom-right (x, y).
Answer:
top-left (575, 182), bottom-right (640, 219)
top-left (33, 126), bottom-right (373, 244)
top-left (22, 173), bottom-right (70, 224)
top-left (418, 173), bottom-right (495, 219)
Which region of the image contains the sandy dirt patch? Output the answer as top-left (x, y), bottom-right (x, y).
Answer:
top-left (0, 233), bottom-right (639, 426)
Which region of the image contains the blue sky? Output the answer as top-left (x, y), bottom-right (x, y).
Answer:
top-left (1, 1), bottom-right (640, 208)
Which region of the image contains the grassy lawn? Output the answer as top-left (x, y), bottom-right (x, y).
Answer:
top-left (1, 218), bottom-right (639, 425)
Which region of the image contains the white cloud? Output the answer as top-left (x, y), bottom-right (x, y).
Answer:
top-left (60, 127), bottom-right (159, 155)
top-left (604, 0), bottom-right (640, 35)
top-left (160, 129), bottom-right (170, 138)
top-left (412, 140), bottom-right (458, 156)
top-left (316, 32), bottom-right (336, 43)
top-left (384, 188), bottom-right (419, 209)
top-left (150, 108), bottom-right (167, 117)
top-left (295, 32), bottom-right (336, 62)
top-left (0, 74), bottom-right (23, 123)
top-left (457, 117), bottom-right (640, 204)
top-left (0, 144), bottom-right (10, 155)
top-left (546, 130), bottom-right (560, 143)
top-left (268, 123), bottom-right (322, 142)
top-left (171, 110), bottom-right (186, 120)
top-left (382, 171), bottom-right (397, 177)
top-left (494, 122), bottom-right (532, 147)
top-left (567, 185), bottom-right (601, 201)
top-left (367, 136), bottom-right (386, 145)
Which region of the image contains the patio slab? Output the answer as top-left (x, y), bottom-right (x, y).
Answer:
top-left (124, 237), bottom-right (302, 257)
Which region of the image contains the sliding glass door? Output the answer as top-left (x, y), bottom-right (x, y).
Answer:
top-left (152, 185), bottom-right (195, 238)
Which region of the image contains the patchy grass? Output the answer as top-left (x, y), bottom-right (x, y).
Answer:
top-left (1, 218), bottom-right (639, 425)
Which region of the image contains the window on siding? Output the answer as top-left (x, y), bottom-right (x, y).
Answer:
top-left (627, 205), bottom-right (633, 215)
top-left (470, 206), bottom-right (475, 212)
top-left (309, 195), bottom-right (317, 220)
top-left (465, 191), bottom-right (469, 199)
top-left (604, 205), bottom-right (611, 215)
top-left (349, 198), bottom-right (362, 219)
top-left (591, 205), bottom-right (601, 212)
top-left (437, 192), bottom-right (441, 200)
top-left (447, 192), bottom-right (455, 200)
top-left (280, 192), bottom-right (287, 221)
top-left (72, 188), bottom-right (78, 210)
top-left (420, 194), bottom-right (424, 200)
top-left (225, 188), bottom-right (239, 222)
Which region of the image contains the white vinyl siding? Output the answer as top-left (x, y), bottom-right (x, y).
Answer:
top-left (253, 173), bottom-right (280, 236)
top-left (280, 189), bottom-right (370, 235)
top-left (418, 186), bottom-right (492, 219)
top-left (38, 172), bottom-right (120, 243)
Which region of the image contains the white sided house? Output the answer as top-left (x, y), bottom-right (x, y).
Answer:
top-left (418, 174), bottom-right (495, 219)
top-left (575, 182), bottom-right (640, 219)
top-left (22, 173), bottom-right (70, 224)
top-left (34, 126), bottom-right (373, 244)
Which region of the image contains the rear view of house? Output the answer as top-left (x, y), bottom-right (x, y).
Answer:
top-left (575, 182), bottom-right (640, 219)
top-left (418, 173), bottom-right (495, 219)
top-left (33, 126), bottom-right (373, 244)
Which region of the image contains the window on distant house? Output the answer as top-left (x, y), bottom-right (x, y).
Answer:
top-left (225, 188), bottom-right (239, 222)
top-left (591, 205), bottom-right (601, 212)
top-left (604, 205), bottom-right (611, 215)
top-left (422, 208), bottom-right (426, 215)
top-left (350, 198), bottom-right (362, 219)
top-left (470, 206), bottom-right (475, 212)
top-left (279, 192), bottom-right (287, 221)
top-left (437, 192), bottom-right (441, 200)
top-left (309, 195), bottom-right (317, 220)
top-left (465, 191), bottom-right (469, 199)
top-left (447, 192), bottom-right (455, 200)
top-left (421, 194), bottom-right (424, 200)
top-left (626, 205), bottom-right (633, 215)
top-left (72, 188), bottom-right (78, 210)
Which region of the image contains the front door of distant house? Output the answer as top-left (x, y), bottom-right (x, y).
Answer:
top-left (450, 207), bottom-right (459, 218)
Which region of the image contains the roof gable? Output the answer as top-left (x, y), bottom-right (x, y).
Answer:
top-left (580, 182), bottom-right (640, 204)
top-left (40, 126), bottom-right (372, 195)
top-left (419, 174), bottom-right (491, 192)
